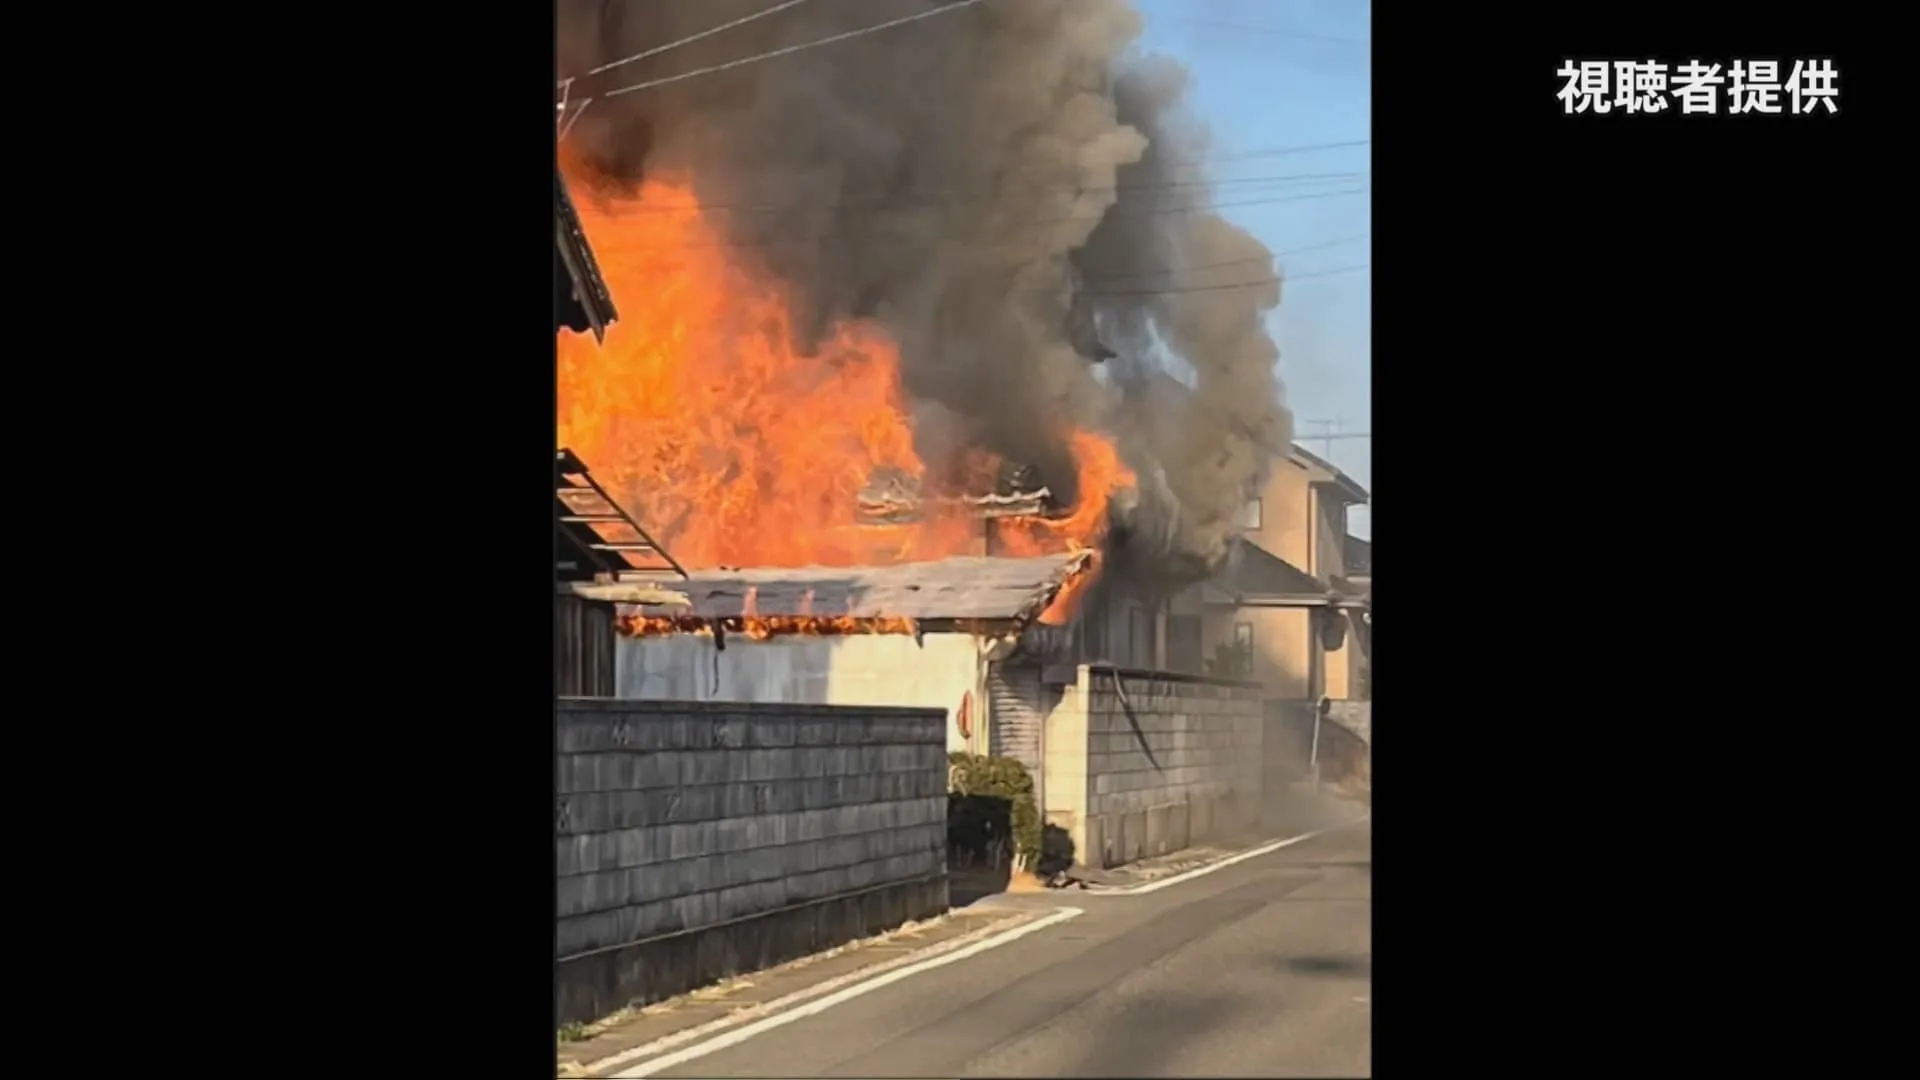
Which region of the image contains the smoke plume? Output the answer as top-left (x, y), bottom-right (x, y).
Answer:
top-left (558, 0), bottom-right (1294, 588)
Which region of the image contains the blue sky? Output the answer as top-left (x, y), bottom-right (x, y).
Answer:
top-left (1132, 0), bottom-right (1371, 537)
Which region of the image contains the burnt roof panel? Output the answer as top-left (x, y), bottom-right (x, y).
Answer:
top-left (653, 552), bottom-right (1090, 623)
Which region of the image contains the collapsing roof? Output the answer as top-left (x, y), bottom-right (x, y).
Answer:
top-left (855, 463), bottom-right (1054, 524)
top-left (556, 166), bottom-right (617, 342)
top-left (624, 551), bottom-right (1092, 628)
top-left (857, 485), bottom-right (1052, 523)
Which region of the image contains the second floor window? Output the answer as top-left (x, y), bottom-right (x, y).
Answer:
top-left (1237, 498), bottom-right (1263, 530)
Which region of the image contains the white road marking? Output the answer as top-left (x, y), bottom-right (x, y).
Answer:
top-left (581, 912), bottom-right (1046, 1077)
top-left (603, 906), bottom-right (1085, 1078)
top-left (1092, 814), bottom-right (1371, 896)
top-left (588, 814), bottom-right (1368, 1075)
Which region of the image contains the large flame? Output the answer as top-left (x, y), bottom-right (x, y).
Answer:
top-left (994, 431), bottom-right (1132, 624)
top-left (557, 158), bottom-right (1133, 616)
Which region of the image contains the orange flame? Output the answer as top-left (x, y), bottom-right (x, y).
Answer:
top-left (616, 614), bottom-right (919, 640)
top-left (557, 156), bottom-right (1134, 612)
top-left (992, 432), bottom-right (1135, 624)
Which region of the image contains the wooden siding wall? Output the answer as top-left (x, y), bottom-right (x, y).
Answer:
top-left (556, 595), bottom-right (616, 698)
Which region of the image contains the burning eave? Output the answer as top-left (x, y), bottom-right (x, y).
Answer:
top-left (556, 166), bottom-right (617, 342)
top-left (559, 580), bottom-right (691, 607)
top-left (613, 550), bottom-right (1095, 642)
top-left (616, 612), bottom-right (929, 645)
top-left (1006, 548), bottom-right (1095, 627)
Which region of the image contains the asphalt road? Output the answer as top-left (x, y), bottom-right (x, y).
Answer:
top-left (654, 819), bottom-right (1372, 1078)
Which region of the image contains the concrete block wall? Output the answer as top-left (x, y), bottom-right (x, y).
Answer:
top-left (1327, 701), bottom-right (1371, 745)
top-left (1265, 699), bottom-right (1370, 791)
top-left (1266, 699), bottom-right (1371, 749)
top-left (1043, 666), bottom-right (1263, 870)
top-left (555, 699), bottom-right (949, 1024)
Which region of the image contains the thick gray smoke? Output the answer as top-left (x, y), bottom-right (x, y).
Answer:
top-left (558, 0), bottom-right (1293, 588)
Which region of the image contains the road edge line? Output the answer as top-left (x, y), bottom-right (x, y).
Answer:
top-left (1099, 813), bottom-right (1371, 896)
top-left (580, 908), bottom-right (1038, 1076)
top-left (590, 905), bottom-right (1084, 1078)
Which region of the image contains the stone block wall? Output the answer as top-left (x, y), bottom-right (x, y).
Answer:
top-left (554, 699), bottom-right (949, 1025)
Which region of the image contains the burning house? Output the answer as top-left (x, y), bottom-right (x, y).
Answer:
top-left (539, 3), bottom-right (1388, 894)
top-left (602, 427), bottom-right (1174, 784)
top-left (551, 0), bottom-right (1321, 844)
top-left (557, 144), bottom-right (1150, 779)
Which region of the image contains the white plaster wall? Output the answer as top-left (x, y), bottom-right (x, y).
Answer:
top-left (617, 632), bottom-right (987, 753)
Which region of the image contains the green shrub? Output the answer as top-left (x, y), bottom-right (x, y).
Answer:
top-left (948, 752), bottom-right (1042, 868)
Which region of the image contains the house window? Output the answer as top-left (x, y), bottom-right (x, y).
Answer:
top-left (1237, 498), bottom-right (1262, 530)
top-left (1232, 622), bottom-right (1255, 677)
top-left (1208, 621), bottom-right (1256, 678)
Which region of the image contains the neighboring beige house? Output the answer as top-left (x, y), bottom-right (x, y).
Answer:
top-left (1339, 533), bottom-right (1371, 700)
top-left (1195, 444), bottom-right (1371, 701)
top-left (1020, 437), bottom-right (1371, 705)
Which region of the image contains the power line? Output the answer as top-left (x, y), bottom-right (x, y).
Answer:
top-left (585, 0), bottom-right (817, 80)
top-left (628, 187), bottom-right (1368, 253)
top-left (1295, 421), bottom-right (1371, 476)
top-left (567, 136), bottom-right (1369, 225)
top-left (1077, 264), bottom-right (1368, 298)
top-left (603, 0), bottom-right (991, 99)
top-left (977, 235), bottom-right (1367, 294)
top-left (961, 233), bottom-right (1367, 294)
top-left (1081, 235), bottom-right (1368, 281)
top-left (614, 169), bottom-right (1364, 218)
top-left (1171, 17), bottom-right (1368, 46)
top-left (560, 137), bottom-right (1366, 205)
top-left (1016, 137), bottom-right (1367, 175)
top-left (558, 0), bottom-right (823, 133)
top-left (1188, 138), bottom-right (1369, 164)
top-left (1296, 425), bottom-right (1372, 466)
